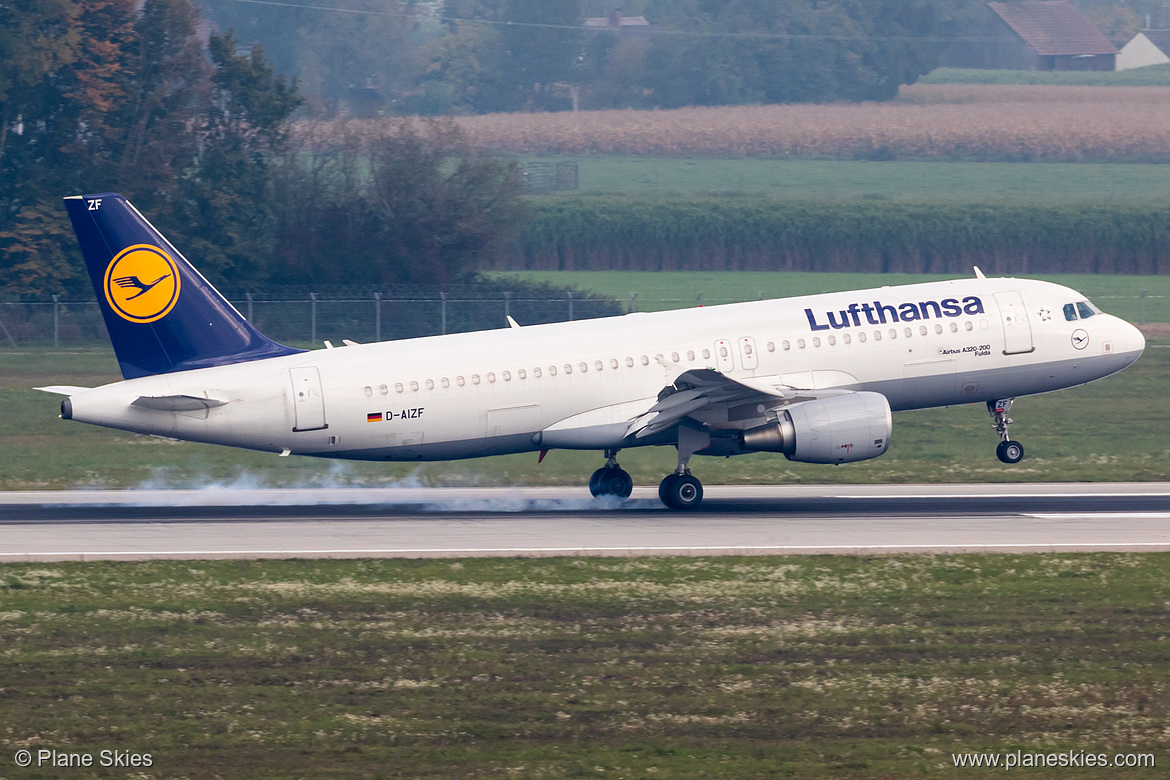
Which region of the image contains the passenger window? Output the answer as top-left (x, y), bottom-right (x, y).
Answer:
top-left (595, 360), bottom-right (603, 371)
top-left (549, 366), bottom-right (557, 376)
top-left (395, 383), bottom-right (404, 393)
top-left (873, 331), bottom-right (881, 341)
top-left (610, 359), bottom-right (618, 369)
top-left (919, 325), bottom-right (927, 336)
top-left (363, 386), bottom-right (373, 397)
top-left (472, 374), bottom-right (480, 385)
top-left (889, 329), bottom-right (897, 340)
top-left (964, 321), bottom-right (973, 331)
top-left (486, 372), bottom-right (495, 383)
top-left (579, 362), bottom-right (587, 373)
top-left (686, 350), bottom-right (695, 361)
top-left (843, 333), bottom-right (851, 344)
top-left (442, 378), bottom-right (450, 388)
top-left (702, 349), bottom-right (711, 359)
top-left (457, 376), bottom-right (465, 386)
top-left (782, 340), bottom-right (791, 351)
top-left (671, 352), bottom-right (680, 362)
top-left (812, 337), bottom-right (820, 347)
top-left (904, 328), bottom-right (912, 338)
top-left (564, 364), bottom-right (572, 375)
top-left (640, 355), bottom-right (649, 366)
top-left (1077, 301), bottom-right (1096, 319)
top-left (534, 367), bottom-right (542, 378)
top-left (766, 342), bottom-right (775, 352)
top-left (625, 357), bottom-right (634, 368)
top-left (518, 369), bottom-right (526, 380)
top-left (828, 335), bottom-right (836, 346)
top-left (410, 381), bottom-right (419, 391)
top-left (858, 332), bottom-right (867, 343)
top-left (934, 324), bottom-right (943, 334)
top-left (1064, 303), bottom-right (1078, 321)
top-left (426, 379), bottom-right (434, 390)
top-left (949, 322), bottom-right (958, 333)
top-left (502, 371), bottom-right (510, 382)
top-left (797, 338), bottom-right (806, 349)
top-left (379, 384), bottom-right (388, 395)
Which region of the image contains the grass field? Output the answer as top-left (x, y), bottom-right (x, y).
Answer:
top-left (494, 270), bottom-right (1170, 322)
top-left (1, 554), bottom-right (1166, 778)
top-left (524, 156), bottom-right (1170, 202)
top-left (919, 65), bottom-right (1170, 86)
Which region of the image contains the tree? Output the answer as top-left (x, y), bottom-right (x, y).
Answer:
top-left (499, 0), bottom-right (583, 111)
top-left (173, 32), bottom-right (301, 285)
top-left (1086, 5), bottom-right (1142, 47)
top-left (270, 120), bottom-right (529, 288)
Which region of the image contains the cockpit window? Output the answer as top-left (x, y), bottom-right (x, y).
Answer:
top-left (1063, 303), bottom-right (1078, 321)
top-left (1076, 301), bottom-right (1097, 319)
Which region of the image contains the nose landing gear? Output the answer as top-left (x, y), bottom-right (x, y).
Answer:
top-left (588, 449), bottom-right (634, 498)
top-left (989, 398), bottom-right (1025, 464)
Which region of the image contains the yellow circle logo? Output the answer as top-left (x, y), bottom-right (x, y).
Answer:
top-left (103, 245), bottom-right (181, 323)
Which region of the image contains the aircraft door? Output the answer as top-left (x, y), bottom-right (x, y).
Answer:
top-left (290, 366), bottom-right (328, 431)
top-left (994, 291), bottom-right (1035, 355)
top-left (738, 337), bottom-right (759, 370)
top-left (714, 339), bottom-right (735, 372)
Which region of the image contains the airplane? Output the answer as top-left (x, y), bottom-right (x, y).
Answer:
top-left (38, 193), bottom-right (1145, 510)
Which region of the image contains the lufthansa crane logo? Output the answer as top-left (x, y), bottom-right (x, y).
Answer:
top-left (103, 245), bottom-right (181, 323)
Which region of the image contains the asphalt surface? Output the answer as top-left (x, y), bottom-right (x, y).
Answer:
top-left (1, 483), bottom-right (1169, 561)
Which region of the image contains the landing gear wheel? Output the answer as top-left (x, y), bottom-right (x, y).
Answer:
top-left (589, 467), bottom-right (633, 498)
top-left (996, 440), bottom-right (1024, 464)
top-left (658, 473), bottom-right (703, 510)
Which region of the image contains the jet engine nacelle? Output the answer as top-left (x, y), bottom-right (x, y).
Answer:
top-left (738, 392), bottom-right (891, 464)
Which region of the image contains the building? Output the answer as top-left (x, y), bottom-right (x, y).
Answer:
top-left (941, 1), bottom-right (1118, 71)
top-left (1117, 29), bottom-right (1170, 70)
top-left (582, 9), bottom-right (652, 33)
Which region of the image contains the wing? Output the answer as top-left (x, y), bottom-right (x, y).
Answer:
top-left (626, 369), bottom-right (851, 440)
top-left (536, 368), bottom-right (855, 449)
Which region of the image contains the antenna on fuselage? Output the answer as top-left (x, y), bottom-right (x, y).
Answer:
top-left (973, 266), bottom-right (987, 279)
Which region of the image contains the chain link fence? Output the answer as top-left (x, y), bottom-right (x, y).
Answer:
top-left (0, 287), bottom-right (1162, 349)
top-left (0, 288), bottom-right (621, 348)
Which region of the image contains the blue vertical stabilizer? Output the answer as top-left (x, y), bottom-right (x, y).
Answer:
top-left (65, 193), bottom-right (302, 379)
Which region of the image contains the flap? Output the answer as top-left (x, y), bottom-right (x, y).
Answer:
top-left (627, 369), bottom-right (852, 439)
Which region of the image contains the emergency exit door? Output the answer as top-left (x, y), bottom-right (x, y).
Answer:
top-left (290, 366), bottom-right (328, 431)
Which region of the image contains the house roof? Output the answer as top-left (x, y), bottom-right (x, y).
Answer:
top-left (1142, 29), bottom-right (1170, 55)
top-left (582, 16), bottom-right (650, 28)
top-left (987, 1), bottom-right (1118, 56)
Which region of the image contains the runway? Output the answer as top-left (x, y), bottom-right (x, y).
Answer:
top-left (2, 483), bottom-right (1169, 561)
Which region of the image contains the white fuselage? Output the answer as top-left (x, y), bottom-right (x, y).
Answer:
top-left (65, 277), bottom-right (1145, 462)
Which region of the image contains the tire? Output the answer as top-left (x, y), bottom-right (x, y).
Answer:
top-left (591, 467), bottom-right (633, 498)
top-left (996, 440), bottom-right (1024, 464)
top-left (659, 473), bottom-right (703, 510)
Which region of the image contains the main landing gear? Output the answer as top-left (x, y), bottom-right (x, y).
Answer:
top-left (659, 471), bottom-right (703, 511)
top-left (988, 398), bottom-right (1025, 464)
top-left (657, 422), bottom-right (707, 510)
top-left (589, 449), bottom-right (634, 498)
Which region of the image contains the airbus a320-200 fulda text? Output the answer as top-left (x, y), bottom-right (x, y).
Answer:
top-left (39, 194), bottom-right (1145, 509)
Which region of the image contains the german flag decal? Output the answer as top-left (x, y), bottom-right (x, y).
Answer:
top-left (366, 412), bottom-right (383, 423)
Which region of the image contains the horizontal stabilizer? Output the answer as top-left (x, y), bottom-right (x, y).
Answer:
top-left (35, 385), bottom-right (92, 396)
top-left (131, 395), bottom-right (228, 412)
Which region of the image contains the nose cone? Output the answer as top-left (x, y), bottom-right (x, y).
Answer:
top-left (1118, 318), bottom-right (1146, 362)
